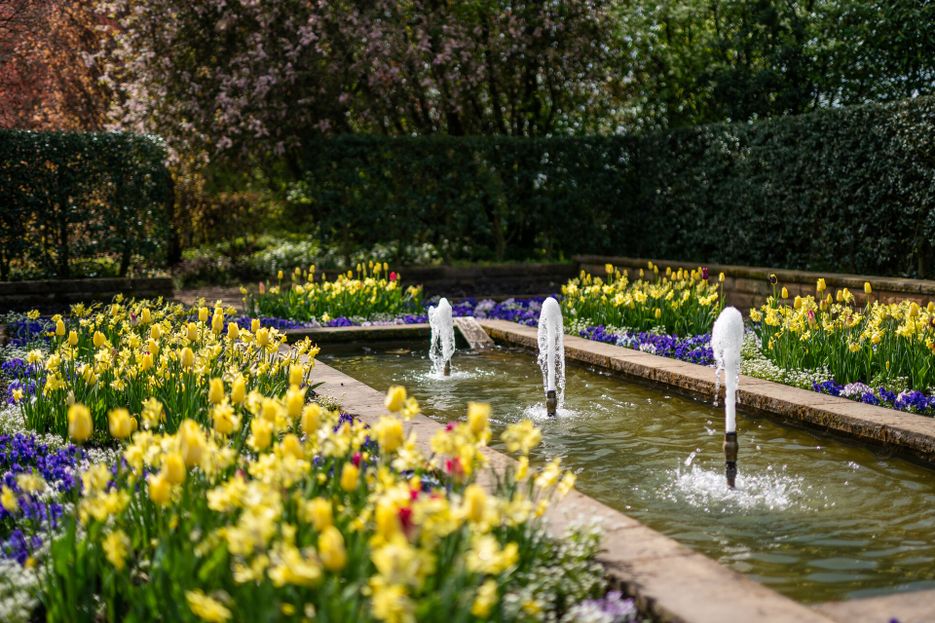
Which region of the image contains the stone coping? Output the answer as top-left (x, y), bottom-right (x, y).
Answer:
top-left (307, 356), bottom-right (835, 623)
top-left (479, 319), bottom-right (935, 465)
top-left (285, 324), bottom-right (431, 344)
top-left (816, 589), bottom-right (935, 623)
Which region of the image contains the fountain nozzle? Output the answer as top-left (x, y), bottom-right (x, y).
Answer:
top-left (443, 360), bottom-right (451, 377)
top-left (546, 390), bottom-right (557, 417)
top-left (724, 431), bottom-right (738, 488)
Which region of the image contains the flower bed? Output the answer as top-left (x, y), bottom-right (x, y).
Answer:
top-left (751, 279), bottom-right (935, 416)
top-left (561, 262), bottom-right (723, 337)
top-left (0, 300), bottom-right (638, 623)
top-left (245, 264), bottom-right (424, 322)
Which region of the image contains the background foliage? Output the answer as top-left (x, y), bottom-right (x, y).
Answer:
top-left (287, 96), bottom-right (935, 276)
top-left (0, 130), bottom-right (172, 279)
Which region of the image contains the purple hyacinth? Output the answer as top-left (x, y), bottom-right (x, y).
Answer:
top-left (1, 433), bottom-right (87, 563)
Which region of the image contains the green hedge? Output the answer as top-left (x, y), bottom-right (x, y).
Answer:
top-left (289, 136), bottom-right (638, 264)
top-left (0, 131), bottom-right (172, 280)
top-left (289, 96), bottom-right (935, 277)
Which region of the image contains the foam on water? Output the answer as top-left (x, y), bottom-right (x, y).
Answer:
top-left (664, 463), bottom-right (812, 512)
top-left (521, 403), bottom-right (580, 421)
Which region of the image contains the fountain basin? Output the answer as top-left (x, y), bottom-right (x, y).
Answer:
top-left (321, 340), bottom-right (935, 605)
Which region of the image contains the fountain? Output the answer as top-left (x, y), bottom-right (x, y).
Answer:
top-left (537, 297), bottom-right (565, 416)
top-left (428, 297), bottom-right (456, 376)
top-left (711, 306), bottom-right (744, 488)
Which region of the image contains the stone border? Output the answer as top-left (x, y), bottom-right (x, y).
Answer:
top-left (285, 324), bottom-right (431, 344)
top-left (478, 319), bottom-right (935, 465)
top-left (816, 589), bottom-right (935, 623)
top-left (308, 357), bottom-right (835, 623)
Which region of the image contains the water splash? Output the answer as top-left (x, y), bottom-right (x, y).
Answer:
top-left (428, 297), bottom-right (456, 376)
top-left (537, 297), bottom-right (565, 410)
top-left (665, 464), bottom-right (810, 512)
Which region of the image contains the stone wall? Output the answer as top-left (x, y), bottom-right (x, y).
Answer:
top-left (0, 278), bottom-right (174, 312)
top-left (400, 262), bottom-right (577, 298)
top-left (575, 255), bottom-right (935, 312)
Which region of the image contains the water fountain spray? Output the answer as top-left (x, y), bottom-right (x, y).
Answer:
top-left (537, 297), bottom-right (565, 416)
top-left (428, 297), bottom-right (455, 376)
top-left (711, 306), bottom-right (744, 488)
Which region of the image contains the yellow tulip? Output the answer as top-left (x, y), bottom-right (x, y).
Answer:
top-left (227, 322), bottom-right (240, 340)
top-left (285, 386), bottom-right (306, 419)
top-left (230, 376), bottom-right (246, 404)
top-left (67, 404), bottom-right (93, 443)
top-left (162, 452), bottom-right (186, 485)
top-left (340, 463), bottom-right (359, 492)
top-left (141, 308), bottom-right (151, 324)
top-left (55, 319), bottom-right (65, 336)
top-left (305, 497), bottom-right (332, 531)
top-left (467, 402), bottom-right (490, 437)
top-left (301, 403), bottom-right (321, 436)
top-left (281, 434), bottom-right (304, 459)
top-left (180, 347), bottom-right (195, 369)
top-left (198, 307), bottom-right (208, 322)
top-left (1, 486), bottom-right (18, 513)
top-left (385, 385), bottom-right (407, 412)
top-left (92, 331), bottom-right (106, 349)
top-left (781, 287), bottom-right (789, 299)
top-left (289, 364), bottom-right (305, 387)
top-left (212, 403), bottom-right (238, 435)
top-left (208, 377), bottom-right (225, 404)
top-left (108, 408), bottom-right (133, 439)
top-left (463, 484), bottom-right (487, 523)
top-left (375, 417), bottom-right (404, 453)
top-left (67, 330), bottom-right (78, 347)
top-left (178, 419), bottom-right (205, 467)
top-left (148, 473), bottom-right (171, 506)
top-left (211, 309), bottom-right (224, 335)
top-left (864, 282), bottom-right (872, 295)
top-left (318, 526), bottom-right (347, 572)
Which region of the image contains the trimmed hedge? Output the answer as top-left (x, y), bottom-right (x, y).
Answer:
top-left (0, 131), bottom-right (172, 280)
top-left (289, 136), bottom-right (638, 264)
top-left (289, 96), bottom-right (935, 277)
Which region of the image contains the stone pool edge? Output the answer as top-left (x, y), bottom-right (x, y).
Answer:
top-left (303, 355), bottom-right (835, 623)
top-left (478, 319), bottom-right (935, 466)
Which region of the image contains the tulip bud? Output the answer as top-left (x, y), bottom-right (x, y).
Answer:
top-left (301, 403), bottom-right (321, 436)
top-left (864, 282), bottom-right (872, 295)
top-left (68, 403), bottom-right (93, 443)
top-left (208, 377), bottom-right (225, 404)
top-left (230, 376), bottom-right (246, 404)
top-left (340, 463), bottom-right (359, 492)
top-left (68, 330), bottom-right (79, 347)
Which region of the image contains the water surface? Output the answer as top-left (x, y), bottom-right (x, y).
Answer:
top-left (321, 343), bottom-right (935, 603)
